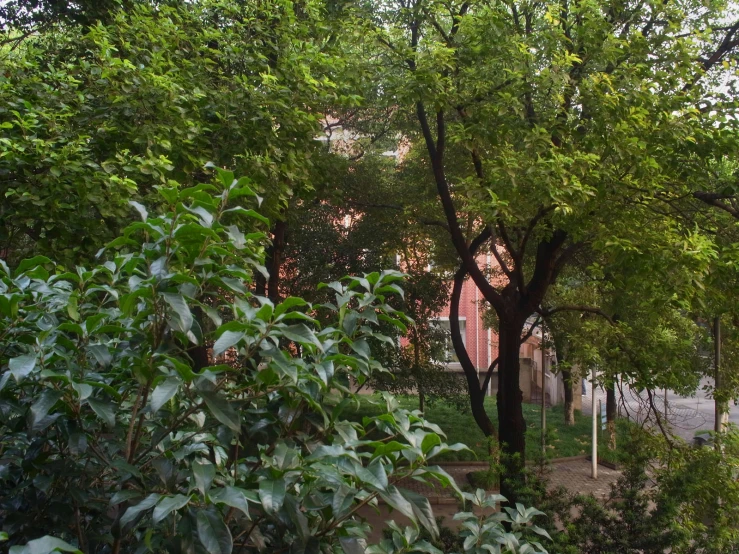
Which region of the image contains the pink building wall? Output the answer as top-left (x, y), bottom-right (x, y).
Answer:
top-left (437, 275), bottom-right (498, 371)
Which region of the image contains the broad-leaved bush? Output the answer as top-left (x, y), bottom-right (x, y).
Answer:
top-left (0, 169), bottom-right (548, 554)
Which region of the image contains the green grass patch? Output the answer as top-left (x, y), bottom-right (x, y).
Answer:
top-left (346, 394), bottom-right (630, 463)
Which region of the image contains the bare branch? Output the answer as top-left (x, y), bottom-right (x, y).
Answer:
top-left (646, 388), bottom-right (677, 449)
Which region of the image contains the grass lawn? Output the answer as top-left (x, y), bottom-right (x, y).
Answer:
top-left (346, 394), bottom-right (630, 463)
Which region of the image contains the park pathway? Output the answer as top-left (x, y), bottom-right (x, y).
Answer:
top-left (396, 457), bottom-right (620, 503)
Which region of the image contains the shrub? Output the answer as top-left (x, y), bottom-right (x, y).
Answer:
top-left (0, 169), bottom-right (548, 554)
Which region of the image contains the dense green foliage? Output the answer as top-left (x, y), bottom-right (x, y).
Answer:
top-left (1, 0), bottom-right (348, 264)
top-left (0, 172), bottom-right (549, 553)
top-left (5, 0), bottom-right (739, 550)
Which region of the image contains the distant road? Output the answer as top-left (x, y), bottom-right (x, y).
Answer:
top-left (582, 377), bottom-right (728, 441)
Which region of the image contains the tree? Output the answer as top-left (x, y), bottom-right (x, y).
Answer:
top-left (0, 0), bottom-right (350, 265)
top-left (355, 0), bottom-right (739, 492)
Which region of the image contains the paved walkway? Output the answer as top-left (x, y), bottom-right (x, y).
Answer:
top-left (396, 457), bottom-right (621, 502)
top-left (544, 458), bottom-right (620, 498)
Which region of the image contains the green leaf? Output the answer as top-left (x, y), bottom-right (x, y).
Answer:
top-left (88, 344), bottom-right (112, 367)
top-left (129, 200), bottom-right (149, 221)
top-left (8, 536), bottom-right (82, 554)
top-left (281, 324), bottom-right (323, 352)
top-left (332, 484), bottom-right (356, 517)
top-left (222, 206), bottom-right (269, 225)
top-left (284, 494), bottom-right (310, 541)
top-left (15, 256), bottom-right (52, 275)
top-left (339, 537), bottom-right (367, 554)
top-left (110, 490), bottom-right (140, 506)
top-left (212, 330), bottom-right (244, 358)
top-left (162, 293), bottom-right (193, 334)
top-left (201, 391), bottom-right (240, 432)
top-left (530, 525), bottom-right (552, 540)
top-left (185, 205), bottom-right (215, 228)
top-left (211, 486), bottom-right (250, 517)
top-left (88, 398), bottom-right (116, 427)
top-left (353, 461), bottom-right (387, 491)
top-left (401, 488), bottom-right (439, 539)
top-left (209, 165), bottom-right (235, 188)
top-left (421, 433), bottom-right (441, 455)
top-left (201, 304), bottom-right (223, 327)
top-left (193, 460), bottom-right (216, 497)
top-left (196, 508), bottom-right (233, 554)
top-left (378, 485), bottom-right (415, 520)
top-left (120, 493), bottom-right (161, 528)
top-left (153, 494), bottom-right (190, 523)
top-left (66, 294), bottom-right (79, 321)
top-left (151, 376), bottom-right (180, 413)
top-left (258, 479), bottom-right (286, 514)
top-left (30, 390), bottom-right (62, 432)
top-left (350, 338), bottom-right (371, 360)
top-left (9, 354), bottom-right (36, 381)
top-left (274, 297), bottom-right (309, 317)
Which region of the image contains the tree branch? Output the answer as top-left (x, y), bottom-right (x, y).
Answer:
top-left (539, 305), bottom-right (615, 324)
top-left (481, 358), bottom-right (499, 394)
top-left (693, 191), bottom-right (739, 219)
top-left (519, 205), bottom-right (557, 257)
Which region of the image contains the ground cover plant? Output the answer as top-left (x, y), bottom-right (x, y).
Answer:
top-left (0, 171), bottom-right (550, 554)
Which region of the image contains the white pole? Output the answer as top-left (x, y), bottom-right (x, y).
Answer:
top-left (591, 366), bottom-right (598, 480)
top-left (541, 345), bottom-right (546, 458)
top-left (487, 328), bottom-right (492, 396)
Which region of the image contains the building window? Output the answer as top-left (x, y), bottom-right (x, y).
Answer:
top-left (432, 318), bottom-right (466, 365)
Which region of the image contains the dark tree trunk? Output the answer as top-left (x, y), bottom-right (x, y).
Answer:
top-left (267, 219), bottom-right (287, 303)
top-left (497, 318), bottom-right (527, 498)
top-left (606, 380), bottom-right (617, 451)
top-left (186, 306), bottom-right (210, 372)
top-left (450, 267), bottom-right (497, 438)
top-left (414, 337), bottom-right (425, 413)
top-left (255, 219), bottom-right (287, 302)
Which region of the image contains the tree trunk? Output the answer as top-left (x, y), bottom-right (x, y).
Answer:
top-left (186, 306), bottom-right (210, 372)
top-left (450, 268), bottom-right (497, 438)
top-left (553, 332), bottom-right (575, 426)
top-left (255, 219), bottom-right (287, 301)
top-left (606, 380), bottom-right (617, 451)
top-left (414, 337), bottom-right (425, 413)
top-left (562, 369), bottom-right (575, 425)
top-left (497, 318), bottom-right (527, 499)
top-left (267, 219), bottom-right (287, 303)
